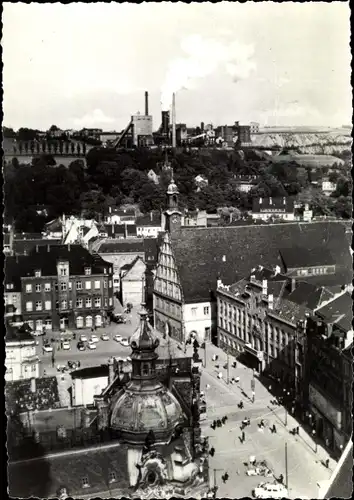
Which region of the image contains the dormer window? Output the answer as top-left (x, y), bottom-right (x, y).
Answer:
top-left (81, 477), bottom-right (90, 488)
top-left (109, 471), bottom-right (117, 483)
top-left (84, 267), bottom-right (91, 276)
top-left (35, 270), bottom-right (41, 278)
top-left (6, 283), bottom-right (14, 290)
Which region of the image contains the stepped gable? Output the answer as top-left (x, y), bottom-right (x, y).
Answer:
top-left (170, 222), bottom-right (352, 302)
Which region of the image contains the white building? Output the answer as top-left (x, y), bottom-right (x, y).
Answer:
top-left (120, 256), bottom-right (147, 306)
top-left (71, 365), bottom-right (109, 406)
top-left (5, 324), bottom-right (40, 382)
top-left (252, 197), bottom-right (295, 222)
top-left (62, 215), bottom-right (100, 247)
top-left (322, 179), bottom-right (337, 196)
top-left (105, 207), bottom-right (136, 225)
top-left (136, 213), bottom-right (163, 238)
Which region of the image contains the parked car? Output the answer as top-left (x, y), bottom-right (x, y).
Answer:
top-left (101, 333), bottom-right (110, 341)
top-left (253, 482), bottom-right (288, 499)
top-left (111, 313), bottom-right (126, 324)
top-left (42, 344), bottom-right (53, 353)
top-left (120, 337), bottom-right (129, 347)
top-left (77, 341), bottom-right (85, 351)
top-left (88, 340), bottom-right (97, 350)
top-left (90, 334), bottom-right (99, 343)
top-left (113, 334), bottom-right (122, 342)
top-left (80, 334), bottom-right (88, 342)
top-left (62, 341), bottom-right (71, 350)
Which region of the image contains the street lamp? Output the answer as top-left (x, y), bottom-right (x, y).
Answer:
top-left (312, 429), bottom-right (317, 453)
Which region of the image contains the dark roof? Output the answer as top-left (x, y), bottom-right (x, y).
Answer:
top-left (280, 247), bottom-right (336, 269)
top-left (170, 222), bottom-right (352, 302)
top-left (71, 365), bottom-right (109, 380)
top-left (105, 224), bottom-right (125, 237)
top-left (8, 442), bottom-right (130, 498)
top-left (120, 255), bottom-right (142, 273)
top-left (136, 214), bottom-right (162, 227)
top-left (286, 282), bottom-right (334, 310)
top-left (14, 232), bottom-right (43, 240)
top-left (6, 377), bottom-right (60, 414)
top-left (126, 224), bottom-right (137, 236)
top-left (5, 323), bottom-right (34, 343)
top-left (11, 245), bottom-right (111, 280)
top-left (5, 256), bottom-right (28, 290)
top-left (316, 292), bottom-right (353, 332)
top-left (325, 440), bottom-right (353, 499)
top-left (13, 238), bottom-right (62, 256)
top-left (108, 207), bottom-right (136, 217)
top-left (98, 239), bottom-right (145, 254)
top-left (253, 197), bottom-right (294, 213)
top-left (143, 237), bottom-right (159, 264)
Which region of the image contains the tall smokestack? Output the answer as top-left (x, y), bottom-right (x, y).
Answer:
top-left (172, 93), bottom-right (176, 149)
top-left (145, 91), bottom-right (149, 116)
top-left (162, 111), bottom-right (170, 135)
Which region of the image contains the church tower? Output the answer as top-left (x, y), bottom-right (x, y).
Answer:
top-left (163, 169), bottom-right (182, 233)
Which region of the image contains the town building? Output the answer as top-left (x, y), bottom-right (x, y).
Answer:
top-left (71, 365), bottom-right (109, 406)
top-left (7, 308), bottom-right (208, 499)
top-left (153, 176), bottom-right (351, 346)
top-left (194, 175), bottom-right (208, 192)
top-left (233, 175), bottom-right (260, 193)
top-left (104, 207), bottom-right (136, 225)
top-left (5, 323), bottom-right (40, 382)
top-left (99, 131), bottom-right (120, 144)
top-left (182, 210), bottom-right (208, 228)
top-left (120, 256), bottom-right (147, 306)
top-left (6, 245), bottom-right (114, 332)
top-left (81, 128), bottom-right (103, 138)
top-left (131, 112), bottom-right (153, 146)
top-left (136, 213), bottom-right (163, 238)
top-left (252, 197), bottom-right (295, 222)
top-left (322, 178), bottom-right (337, 196)
top-left (304, 291), bottom-right (353, 456)
top-left (12, 234), bottom-right (62, 256)
top-left (147, 169), bottom-right (159, 185)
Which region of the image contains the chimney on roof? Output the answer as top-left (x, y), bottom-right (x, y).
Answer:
top-left (30, 377), bottom-right (36, 394)
top-left (150, 211), bottom-right (153, 221)
top-left (222, 255), bottom-right (226, 262)
top-left (262, 279), bottom-right (268, 296)
top-left (283, 197), bottom-right (286, 205)
top-left (269, 197), bottom-right (272, 205)
top-left (217, 278), bottom-right (223, 289)
top-left (109, 206), bottom-right (112, 214)
top-left (274, 265), bottom-right (281, 275)
top-left (268, 294), bottom-right (274, 310)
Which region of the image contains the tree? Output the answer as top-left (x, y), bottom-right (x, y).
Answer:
top-left (71, 142), bottom-right (75, 154)
top-left (49, 125), bottom-right (60, 132)
top-left (2, 126), bottom-right (16, 138)
top-left (333, 196), bottom-right (352, 219)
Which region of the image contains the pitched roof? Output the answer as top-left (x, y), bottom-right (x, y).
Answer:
top-left (98, 239), bottom-right (145, 254)
top-left (252, 197), bottom-right (294, 213)
top-left (170, 222), bottom-right (352, 302)
top-left (13, 238), bottom-right (62, 256)
top-left (105, 224), bottom-right (125, 237)
top-left (11, 245), bottom-right (111, 279)
top-left (120, 255), bottom-right (143, 273)
top-left (71, 364), bottom-right (109, 379)
top-left (286, 282), bottom-right (334, 310)
top-left (325, 440), bottom-right (353, 499)
top-left (136, 214), bottom-right (162, 227)
top-left (315, 292), bottom-right (353, 332)
top-left (280, 247), bottom-right (336, 269)
top-left (5, 323), bottom-right (35, 343)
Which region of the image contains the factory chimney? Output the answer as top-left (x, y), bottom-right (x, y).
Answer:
top-left (161, 111), bottom-right (170, 136)
top-left (172, 92), bottom-right (176, 149)
top-left (145, 91), bottom-right (149, 116)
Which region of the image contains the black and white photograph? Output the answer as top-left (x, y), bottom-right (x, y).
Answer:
top-left (3, 2), bottom-right (352, 499)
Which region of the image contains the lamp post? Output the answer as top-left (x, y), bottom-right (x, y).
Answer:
top-left (312, 429), bottom-right (317, 453)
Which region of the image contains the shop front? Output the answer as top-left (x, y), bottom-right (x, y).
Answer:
top-left (241, 343), bottom-right (265, 373)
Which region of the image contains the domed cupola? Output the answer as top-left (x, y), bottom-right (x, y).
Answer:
top-left (110, 305), bottom-right (186, 444)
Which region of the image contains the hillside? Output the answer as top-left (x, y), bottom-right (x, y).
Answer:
top-left (251, 129), bottom-right (352, 155)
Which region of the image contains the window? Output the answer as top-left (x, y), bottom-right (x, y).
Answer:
top-left (25, 284), bottom-right (32, 293)
top-left (61, 300), bottom-right (67, 310)
top-left (26, 301), bottom-right (33, 312)
top-left (76, 316), bottom-right (84, 328)
top-left (31, 364), bottom-right (37, 372)
top-left (60, 282), bottom-right (67, 291)
top-left (44, 283), bottom-right (51, 292)
top-left (94, 298), bottom-right (101, 307)
top-left (104, 297), bottom-right (108, 307)
top-left (81, 477), bottom-right (90, 488)
top-left (35, 284), bottom-right (42, 293)
top-left (109, 471), bottom-right (116, 483)
top-left (84, 267), bottom-right (91, 275)
top-left (191, 307), bottom-right (197, 317)
top-left (76, 281), bottom-right (82, 290)
top-left (94, 280), bottom-right (100, 290)
top-left (60, 268), bottom-right (67, 276)
top-left (68, 281), bottom-right (72, 290)
top-left (45, 319), bottom-right (52, 329)
top-left (76, 298), bottom-right (83, 308)
top-left (109, 297), bottom-right (113, 306)
top-left (6, 283), bottom-right (14, 290)
top-left (36, 319), bottom-right (42, 330)
top-left (35, 270), bottom-right (41, 278)
top-left (104, 268), bottom-right (108, 275)
top-left (45, 300), bottom-right (52, 311)
top-left (85, 281), bottom-right (92, 290)
top-left (204, 306), bottom-right (209, 315)
top-left (35, 301), bottom-right (42, 311)
top-left (104, 280), bottom-right (108, 288)
top-left (85, 297), bottom-right (92, 308)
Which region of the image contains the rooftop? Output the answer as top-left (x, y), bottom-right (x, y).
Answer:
top-left (252, 197), bottom-right (294, 213)
top-left (280, 247), bottom-right (336, 269)
top-left (71, 365), bottom-right (109, 380)
top-left (13, 238), bottom-right (62, 256)
top-left (315, 292), bottom-right (353, 332)
top-left (5, 323), bottom-right (34, 343)
top-left (98, 239), bottom-right (145, 254)
top-left (286, 281), bottom-right (334, 310)
top-left (170, 222), bottom-right (352, 302)
top-left (136, 214), bottom-right (162, 227)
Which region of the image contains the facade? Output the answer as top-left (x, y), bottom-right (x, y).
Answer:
top-left (131, 113), bottom-right (153, 146)
top-left (279, 247), bottom-right (337, 282)
top-left (252, 197), bottom-right (295, 221)
top-left (71, 365), bottom-right (109, 406)
top-left (120, 256), bottom-right (147, 306)
top-left (233, 175), bottom-right (259, 193)
top-left (182, 210), bottom-right (207, 228)
top-left (304, 292), bottom-right (353, 456)
top-left (5, 323), bottom-right (40, 382)
top-left (136, 214), bottom-right (163, 238)
top-left (105, 207), bottom-right (136, 225)
top-left (8, 245), bottom-right (114, 332)
top-left (99, 132), bottom-right (120, 143)
top-left (81, 128), bottom-right (103, 138)
top-left (322, 178), bottom-right (337, 196)
top-left (250, 122), bottom-right (260, 134)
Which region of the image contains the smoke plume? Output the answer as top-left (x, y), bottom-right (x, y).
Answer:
top-left (161, 34), bottom-right (256, 110)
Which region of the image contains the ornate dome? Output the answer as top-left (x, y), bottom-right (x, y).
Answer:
top-left (110, 386), bottom-right (185, 444)
top-left (167, 169), bottom-right (179, 195)
top-left (130, 306), bottom-right (159, 351)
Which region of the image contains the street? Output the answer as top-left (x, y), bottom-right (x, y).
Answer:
top-left (198, 342), bottom-right (333, 499)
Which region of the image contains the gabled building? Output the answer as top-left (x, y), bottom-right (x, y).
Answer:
top-left (105, 207), bottom-right (136, 225)
top-left (136, 214), bottom-right (163, 238)
top-left (5, 323), bottom-right (40, 381)
top-left (233, 175), bottom-right (260, 193)
top-left (120, 256), bottom-right (147, 306)
top-left (252, 197), bottom-right (295, 222)
top-left (147, 169), bottom-right (159, 185)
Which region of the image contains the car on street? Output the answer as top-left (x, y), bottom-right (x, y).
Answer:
top-left (120, 337), bottom-right (129, 347)
top-left (101, 333), bottom-right (110, 341)
top-left (42, 344), bottom-right (53, 353)
top-left (111, 313), bottom-right (127, 324)
top-left (253, 482), bottom-right (288, 499)
top-left (62, 341), bottom-right (71, 350)
top-left (88, 340), bottom-right (97, 350)
top-left (113, 334), bottom-right (122, 342)
top-left (90, 334), bottom-right (99, 343)
top-left (80, 334), bottom-right (88, 342)
top-left (77, 341), bottom-right (86, 351)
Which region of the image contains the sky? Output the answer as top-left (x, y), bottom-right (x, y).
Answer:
top-left (2, 2), bottom-right (352, 131)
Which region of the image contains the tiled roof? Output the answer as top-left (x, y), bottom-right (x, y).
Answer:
top-left (98, 239), bottom-right (145, 254)
top-left (315, 292), bottom-right (353, 332)
top-left (13, 238), bottom-right (62, 256)
top-left (280, 246), bottom-right (336, 269)
top-left (120, 255), bottom-right (143, 273)
top-left (105, 224), bottom-right (125, 237)
top-left (325, 440), bottom-right (353, 498)
top-left (6, 377), bottom-right (60, 413)
top-left (5, 323), bottom-right (34, 343)
top-left (8, 442), bottom-right (130, 498)
top-left (136, 215), bottom-right (162, 227)
top-left (252, 197), bottom-right (294, 213)
top-left (71, 365), bottom-right (109, 380)
top-left (286, 282), bottom-right (334, 311)
top-left (14, 232), bottom-right (43, 240)
top-left (170, 222), bottom-right (352, 302)
top-left (108, 207), bottom-right (136, 217)
top-left (126, 224), bottom-right (137, 237)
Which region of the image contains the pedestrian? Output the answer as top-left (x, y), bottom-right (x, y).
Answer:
top-left (272, 424), bottom-right (277, 434)
top-left (325, 459), bottom-right (330, 468)
top-left (241, 430), bottom-right (245, 442)
top-left (224, 472), bottom-right (229, 482)
top-left (209, 447), bottom-right (215, 457)
top-left (279, 474), bottom-right (284, 484)
top-left (260, 419), bottom-right (265, 428)
top-left (239, 401), bottom-right (244, 409)
top-left (296, 426), bottom-right (300, 435)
